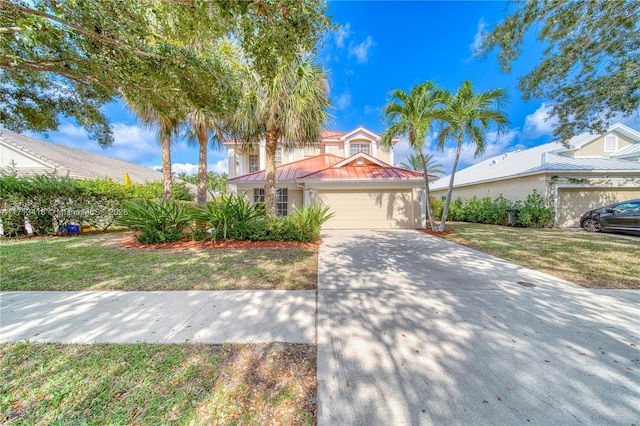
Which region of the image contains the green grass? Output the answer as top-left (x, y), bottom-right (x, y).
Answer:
top-left (0, 342), bottom-right (316, 425)
top-left (0, 233), bottom-right (317, 291)
top-left (438, 222), bottom-right (640, 289)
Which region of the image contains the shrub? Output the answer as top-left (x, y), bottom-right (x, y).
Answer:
top-left (118, 198), bottom-right (193, 244)
top-left (517, 190), bottom-right (555, 228)
top-left (191, 193), bottom-right (264, 241)
top-left (287, 205), bottom-right (335, 241)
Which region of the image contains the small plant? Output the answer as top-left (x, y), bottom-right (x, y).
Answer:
top-left (288, 205), bottom-right (335, 241)
top-left (118, 198), bottom-right (193, 244)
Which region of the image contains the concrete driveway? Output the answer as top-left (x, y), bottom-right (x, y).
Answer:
top-left (317, 230), bottom-right (640, 425)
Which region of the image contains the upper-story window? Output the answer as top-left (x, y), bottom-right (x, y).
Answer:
top-left (249, 154), bottom-right (259, 172)
top-left (604, 134), bottom-right (618, 152)
top-left (350, 143), bottom-right (370, 155)
top-left (275, 148), bottom-right (283, 166)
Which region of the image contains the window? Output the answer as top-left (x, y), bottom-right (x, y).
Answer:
top-left (253, 188), bottom-right (288, 216)
top-left (350, 143), bottom-right (370, 155)
top-left (604, 135), bottom-right (618, 152)
top-left (249, 154), bottom-right (259, 172)
top-left (275, 148), bottom-right (283, 166)
top-left (253, 188), bottom-right (265, 203)
top-left (276, 188), bottom-right (288, 216)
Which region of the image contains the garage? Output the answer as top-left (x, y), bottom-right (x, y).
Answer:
top-left (557, 187), bottom-right (640, 227)
top-left (317, 189), bottom-right (419, 229)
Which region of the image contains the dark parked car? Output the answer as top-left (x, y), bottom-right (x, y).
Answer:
top-left (580, 199), bottom-right (640, 233)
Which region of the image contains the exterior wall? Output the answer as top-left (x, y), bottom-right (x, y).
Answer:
top-left (0, 143), bottom-right (50, 168)
top-left (557, 187), bottom-right (640, 227)
top-left (324, 145), bottom-right (343, 157)
top-left (376, 149), bottom-right (392, 165)
top-left (430, 175), bottom-right (546, 203)
top-left (573, 133), bottom-right (635, 158)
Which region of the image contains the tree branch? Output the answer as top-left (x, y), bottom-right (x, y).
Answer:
top-left (0, 1), bottom-right (161, 59)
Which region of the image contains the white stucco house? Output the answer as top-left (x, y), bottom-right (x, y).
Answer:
top-left (225, 126), bottom-right (436, 229)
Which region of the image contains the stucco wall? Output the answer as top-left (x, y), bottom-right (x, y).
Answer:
top-left (573, 134), bottom-right (634, 158)
top-left (430, 175), bottom-right (547, 203)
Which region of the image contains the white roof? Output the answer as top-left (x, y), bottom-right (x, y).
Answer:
top-left (612, 142), bottom-right (640, 159)
top-left (431, 124), bottom-right (640, 190)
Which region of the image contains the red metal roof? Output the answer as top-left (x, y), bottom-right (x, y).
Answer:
top-left (231, 152), bottom-right (426, 182)
top-left (320, 130), bottom-right (347, 139)
top-left (229, 154), bottom-right (344, 182)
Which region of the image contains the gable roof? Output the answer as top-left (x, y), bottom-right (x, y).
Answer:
top-left (556, 123), bottom-right (640, 153)
top-left (0, 129), bottom-right (164, 184)
top-left (229, 152), bottom-right (427, 183)
top-left (431, 123), bottom-right (640, 190)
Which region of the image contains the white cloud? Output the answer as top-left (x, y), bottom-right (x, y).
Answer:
top-left (168, 159), bottom-right (228, 176)
top-left (524, 103), bottom-right (558, 137)
top-left (335, 23), bottom-right (351, 49)
top-left (364, 105), bottom-right (381, 115)
top-left (469, 18), bottom-right (486, 54)
top-left (348, 36), bottom-right (375, 64)
top-left (335, 92), bottom-right (351, 110)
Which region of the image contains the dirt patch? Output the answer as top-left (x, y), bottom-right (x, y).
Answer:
top-left (416, 228), bottom-right (455, 237)
top-left (121, 234), bottom-right (321, 250)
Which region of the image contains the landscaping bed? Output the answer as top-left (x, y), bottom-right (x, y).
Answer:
top-left (0, 233), bottom-right (317, 291)
top-left (0, 342), bottom-right (316, 425)
top-left (431, 222), bottom-right (640, 289)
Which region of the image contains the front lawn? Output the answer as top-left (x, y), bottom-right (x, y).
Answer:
top-left (437, 223), bottom-right (640, 289)
top-left (0, 233), bottom-right (317, 291)
top-left (0, 342), bottom-right (316, 425)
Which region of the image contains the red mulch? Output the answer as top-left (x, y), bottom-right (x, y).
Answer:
top-left (416, 228), bottom-right (455, 237)
top-left (120, 234), bottom-right (321, 250)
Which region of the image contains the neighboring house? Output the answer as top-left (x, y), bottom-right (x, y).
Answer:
top-left (430, 123), bottom-right (640, 227)
top-left (0, 129), bottom-right (164, 184)
top-left (226, 126), bottom-right (433, 229)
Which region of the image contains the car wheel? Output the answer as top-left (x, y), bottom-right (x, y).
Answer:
top-left (582, 218), bottom-right (602, 232)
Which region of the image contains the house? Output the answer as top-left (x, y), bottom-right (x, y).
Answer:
top-left (0, 129), bottom-right (165, 184)
top-left (226, 126), bottom-right (433, 229)
top-left (429, 123), bottom-right (640, 227)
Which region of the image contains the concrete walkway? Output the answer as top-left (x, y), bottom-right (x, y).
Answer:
top-left (0, 290), bottom-right (315, 344)
top-left (317, 230), bottom-right (640, 425)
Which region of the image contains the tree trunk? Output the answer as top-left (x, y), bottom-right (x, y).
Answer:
top-left (161, 134), bottom-right (173, 199)
top-left (419, 150), bottom-right (437, 231)
top-left (264, 129), bottom-right (278, 217)
top-left (196, 126), bottom-right (208, 206)
top-left (439, 134), bottom-right (463, 232)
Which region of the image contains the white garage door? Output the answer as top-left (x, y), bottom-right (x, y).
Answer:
top-left (317, 189), bottom-right (417, 229)
top-left (557, 188), bottom-right (640, 227)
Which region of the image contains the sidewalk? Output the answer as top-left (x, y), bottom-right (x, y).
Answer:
top-left (0, 290), bottom-right (316, 344)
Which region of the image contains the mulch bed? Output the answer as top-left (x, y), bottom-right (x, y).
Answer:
top-left (121, 234), bottom-right (321, 250)
top-left (416, 228), bottom-right (455, 237)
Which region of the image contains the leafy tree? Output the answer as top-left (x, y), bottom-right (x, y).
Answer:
top-left (400, 153), bottom-right (444, 176)
top-left (478, 0), bottom-right (639, 141)
top-left (176, 172), bottom-right (229, 195)
top-left (234, 56), bottom-right (330, 216)
top-left (437, 80), bottom-right (509, 232)
top-left (381, 82), bottom-right (446, 231)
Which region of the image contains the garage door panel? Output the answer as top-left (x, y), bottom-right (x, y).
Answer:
top-left (318, 190), bottom-right (416, 229)
top-left (557, 188), bottom-right (640, 227)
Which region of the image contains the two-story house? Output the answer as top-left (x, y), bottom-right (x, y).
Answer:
top-left (225, 126), bottom-right (433, 229)
top-left (430, 122), bottom-right (640, 227)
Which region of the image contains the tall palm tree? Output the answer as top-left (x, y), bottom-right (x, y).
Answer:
top-left (185, 109), bottom-right (226, 205)
top-left (124, 94), bottom-right (183, 199)
top-left (400, 153), bottom-right (444, 176)
top-left (234, 56), bottom-right (329, 216)
top-left (380, 81), bottom-right (445, 231)
top-left (437, 80), bottom-right (509, 231)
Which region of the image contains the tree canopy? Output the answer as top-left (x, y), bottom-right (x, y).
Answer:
top-left (0, 0), bottom-right (332, 146)
top-left (478, 0), bottom-right (639, 141)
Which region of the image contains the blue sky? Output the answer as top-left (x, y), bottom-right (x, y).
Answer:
top-left (27, 1), bottom-right (639, 176)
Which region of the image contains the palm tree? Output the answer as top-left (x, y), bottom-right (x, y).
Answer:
top-left (124, 94), bottom-right (183, 199)
top-left (185, 109), bottom-right (226, 205)
top-left (380, 81), bottom-right (446, 231)
top-left (234, 56), bottom-right (329, 216)
top-left (437, 80), bottom-right (509, 231)
top-left (400, 153), bottom-right (444, 176)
